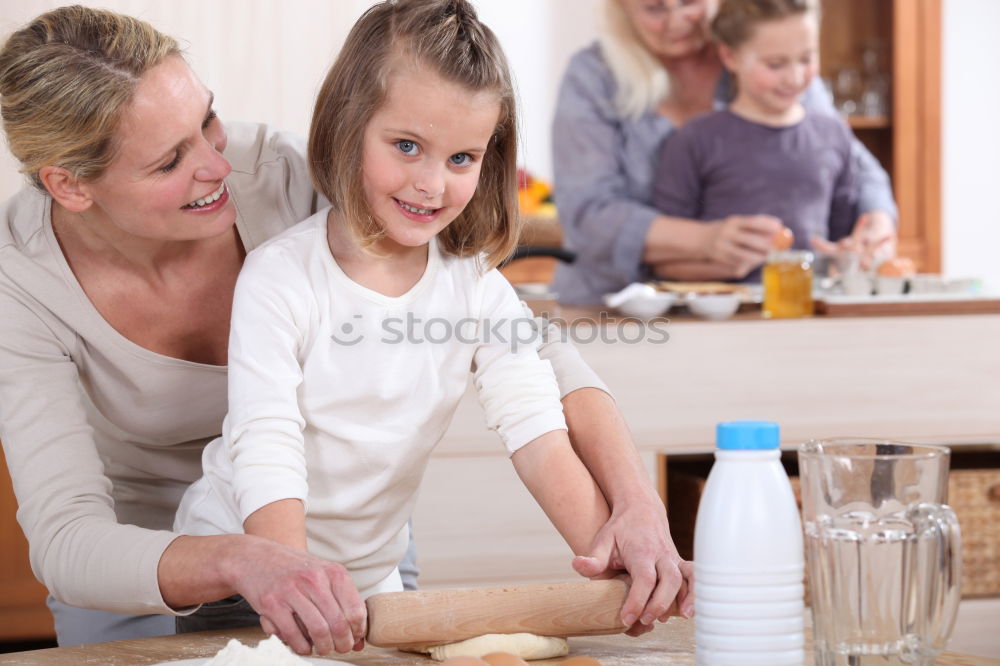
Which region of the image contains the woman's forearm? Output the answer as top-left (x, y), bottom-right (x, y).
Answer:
top-left (157, 533), bottom-right (254, 609)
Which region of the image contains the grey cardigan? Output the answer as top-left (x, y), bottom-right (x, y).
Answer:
top-left (551, 43), bottom-right (897, 305)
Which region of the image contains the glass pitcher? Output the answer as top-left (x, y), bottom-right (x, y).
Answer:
top-left (798, 440), bottom-right (962, 666)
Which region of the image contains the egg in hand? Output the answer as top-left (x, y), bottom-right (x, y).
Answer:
top-left (773, 226), bottom-right (794, 250)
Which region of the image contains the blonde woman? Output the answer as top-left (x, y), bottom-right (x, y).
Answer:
top-left (0, 3), bottom-right (690, 650)
top-left (551, 0), bottom-right (897, 304)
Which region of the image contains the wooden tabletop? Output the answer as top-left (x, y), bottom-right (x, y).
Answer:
top-left (2, 622), bottom-right (997, 666)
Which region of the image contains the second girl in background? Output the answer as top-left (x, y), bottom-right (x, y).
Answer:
top-left (653, 0), bottom-right (859, 282)
top-left (551, 0), bottom-right (898, 304)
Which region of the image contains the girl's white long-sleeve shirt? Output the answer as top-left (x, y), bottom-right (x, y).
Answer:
top-left (175, 209), bottom-right (567, 596)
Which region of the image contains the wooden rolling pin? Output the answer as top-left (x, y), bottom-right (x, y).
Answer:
top-left (365, 579), bottom-right (629, 648)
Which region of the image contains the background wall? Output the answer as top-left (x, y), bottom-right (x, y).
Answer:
top-left (0, 0), bottom-right (996, 287)
top-left (0, 0), bottom-right (599, 200)
top-left (941, 0), bottom-right (1000, 290)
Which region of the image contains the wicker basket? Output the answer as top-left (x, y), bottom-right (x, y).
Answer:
top-left (949, 468), bottom-right (1000, 597)
top-left (665, 458), bottom-right (1000, 599)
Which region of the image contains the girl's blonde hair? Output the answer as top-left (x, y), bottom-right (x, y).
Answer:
top-left (0, 5), bottom-right (181, 191)
top-left (711, 0), bottom-right (818, 49)
top-left (309, 0), bottom-right (519, 270)
top-left (599, 0), bottom-right (670, 119)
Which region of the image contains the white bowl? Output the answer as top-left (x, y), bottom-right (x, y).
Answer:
top-left (840, 272), bottom-right (874, 296)
top-left (875, 275), bottom-right (906, 296)
top-left (615, 292), bottom-right (675, 319)
top-left (686, 293), bottom-right (741, 320)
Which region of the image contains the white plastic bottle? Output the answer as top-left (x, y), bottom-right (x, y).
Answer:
top-left (694, 421), bottom-right (804, 665)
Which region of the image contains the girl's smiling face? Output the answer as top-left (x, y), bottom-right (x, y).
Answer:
top-left (720, 13), bottom-right (820, 121)
top-left (361, 66), bottom-right (501, 256)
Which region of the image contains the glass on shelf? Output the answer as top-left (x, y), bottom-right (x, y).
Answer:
top-left (859, 42), bottom-right (890, 118)
top-left (833, 67), bottom-right (862, 116)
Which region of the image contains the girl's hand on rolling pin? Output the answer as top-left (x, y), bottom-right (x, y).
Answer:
top-left (230, 537), bottom-right (366, 655)
top-left (572, 493), bottom-right (695, 636)
top-left (812, 210), bottom-right (896, 271)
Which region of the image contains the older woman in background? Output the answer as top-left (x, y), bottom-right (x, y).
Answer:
top-left (552, 0), bottom-right (897, 304)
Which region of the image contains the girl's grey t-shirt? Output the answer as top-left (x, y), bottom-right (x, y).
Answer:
top-left (551, 43), bottom-right (897, 304)
top-left (653, 109), bottom-right (858, 282)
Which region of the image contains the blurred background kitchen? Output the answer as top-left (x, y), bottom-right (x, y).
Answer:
top-left (1, 0), bottom-right (998, 660)
top-left (0, 0), bottom-right (997, 288)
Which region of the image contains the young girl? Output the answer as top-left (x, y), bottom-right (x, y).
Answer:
top-left (651, 0), bottom-right (895, 282)
top-left (174, 0), bottom-right (612, 655)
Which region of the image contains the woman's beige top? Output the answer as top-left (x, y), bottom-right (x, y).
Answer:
top-left (0, 122), bottom-right (607, 615)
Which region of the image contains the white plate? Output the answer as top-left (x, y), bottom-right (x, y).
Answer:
top-left (151, 658), bottom-right (353, 665)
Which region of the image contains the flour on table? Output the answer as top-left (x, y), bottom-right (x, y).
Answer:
top-left (406, 633), bottom-right (569, 661)
top-left (204, 635), bottom-right (310, 665)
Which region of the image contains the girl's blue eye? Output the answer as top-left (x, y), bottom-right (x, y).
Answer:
top-left (449, 153), bottom-right (472, 166)
top-left (396, 140), bottom-right (419, 155)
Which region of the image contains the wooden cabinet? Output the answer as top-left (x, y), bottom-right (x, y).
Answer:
top-left (820, 0), bottom-right (942, 271)
top-left (0, 447), bottom-right (54, 640)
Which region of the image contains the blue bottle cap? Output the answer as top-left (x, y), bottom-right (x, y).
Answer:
top-left (716, 421), bottom-right (780, 450)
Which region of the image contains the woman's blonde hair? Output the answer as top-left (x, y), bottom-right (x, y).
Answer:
top-left (599, 0), bottom-right (670, 119)
top-left (711, 0), bottom-right (818, 49)
top-left (309, 0), bottom-right (519, 270)
top-left (0, 5), bottom-right (181, 191)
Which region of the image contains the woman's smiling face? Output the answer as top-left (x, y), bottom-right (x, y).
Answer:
top-left (619, 0), bottom-right (716, 61)
top-left (77, 55), bottom-right (236, 242)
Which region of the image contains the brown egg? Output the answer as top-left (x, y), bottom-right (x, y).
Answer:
top-left (876, 256), bottom-right (916, 277)
top-left (559, 657), bottom-right (604, 666)
top-left (482, 652), bottom-right (529, 666)
top-left (440, 658), bottom-right (489, 666)
top-left (773, 226), bottom-right (794, 250)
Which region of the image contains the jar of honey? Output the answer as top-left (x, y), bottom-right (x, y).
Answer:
top-left (763, 250), bottom-right (814, 318)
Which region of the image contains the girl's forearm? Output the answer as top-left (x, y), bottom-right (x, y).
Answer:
top-left (651, 258), bottom-right (740, 281)
top-left (560, 388), bottom-right (657, 508)
top-left (642, 215), bottom-right (713, 264)
top-left (511, 430), bottom-right (611, 554)
top-left (243, 498), bottom-right (308, 551)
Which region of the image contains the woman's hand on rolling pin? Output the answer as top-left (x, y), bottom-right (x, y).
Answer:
top-left (702, 214), bottom-right (784, 279)
top-left (571, 491), bottom-right (695, 636)
top-left (228, 536), bottom-right (367, 655)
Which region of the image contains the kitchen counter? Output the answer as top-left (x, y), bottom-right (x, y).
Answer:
top-left (2, 622), bottom-right (997, 665)
top-left (412, 311), bottom-right (1000, 587)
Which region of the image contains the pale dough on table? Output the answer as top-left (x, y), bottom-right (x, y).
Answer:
top-left (406, 633), bottom-right (569, 661)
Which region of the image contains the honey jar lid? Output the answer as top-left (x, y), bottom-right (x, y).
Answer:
top-left (767, 249), bottom-right (814, 264)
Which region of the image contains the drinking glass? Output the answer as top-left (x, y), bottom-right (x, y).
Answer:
top-left (798, 440), bottom-right (962, 666)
